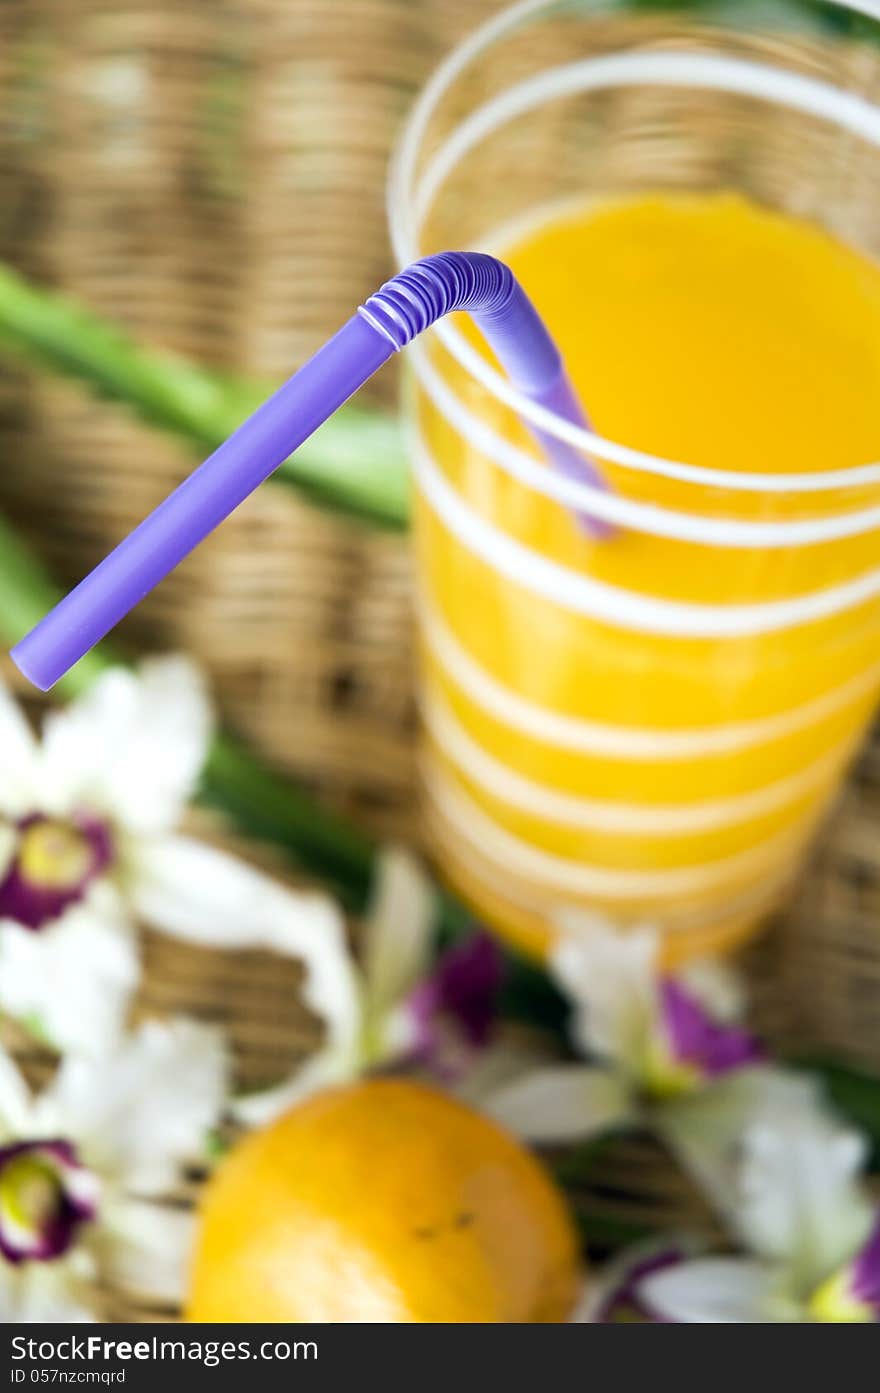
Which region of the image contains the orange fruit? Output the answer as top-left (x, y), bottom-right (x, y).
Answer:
top-left (186, 1078), bottom-right (580, 1322)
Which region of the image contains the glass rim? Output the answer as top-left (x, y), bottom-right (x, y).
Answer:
top-left (387, 0), bottom-right (880, 499)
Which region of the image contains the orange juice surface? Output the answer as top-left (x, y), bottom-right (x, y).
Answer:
top-left (415, 193), bottom-right (880, 962)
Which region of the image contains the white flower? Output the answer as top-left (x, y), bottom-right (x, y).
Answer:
top-left (634, 1110), bottom-right (880, 1323)
top-left (0, 658), bottom-right (349, 1053)
top-left (0, 1018), bottom-right (228, 1322)
top-left (485, 918), bottom-right (814, 1216)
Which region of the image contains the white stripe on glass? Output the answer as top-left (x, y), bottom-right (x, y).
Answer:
top-left (423, 689), bottom-right (847, 835)
top-left (416, 440), bottom-right (880, 637)
top-left (413, 352), bottom-right (880, 548)
top-left (424, 762), bottom-right (813, 900)
top-left (420, 597), bottom-right (880, 758)
top-left (427, 805), bottom-right (800, 936)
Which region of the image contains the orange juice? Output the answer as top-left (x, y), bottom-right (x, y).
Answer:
top-left (415, 192), bottom-right (880, 963)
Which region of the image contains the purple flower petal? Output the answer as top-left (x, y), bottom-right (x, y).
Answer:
top-left (0, 812), bottom-right (114, 931)
top-left (660, 977), bottom-right (764, 1080)
top-left (596, 1247), bottom-right (683, 1323)
top-left (851, 1210), bottom-right (880, 1316)
top-left (0, 1139), bottom-right (98, 1264)
top-left (407, 933), bottom-right (503, 1082)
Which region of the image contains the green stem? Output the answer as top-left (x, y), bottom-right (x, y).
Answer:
top-left (0, 263), bottom-right (409, 530)
top-left (622, 0), bottom-right (878, 38)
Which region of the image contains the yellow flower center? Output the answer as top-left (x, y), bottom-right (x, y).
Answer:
top-left (0, 1155), bottom-right (61, 1233)
top-left (17, 820), bottom-right (94, 891)
top-left (641, 1039), bottom-right (701, 1100)
top-left (808, 1268), bottom-right (873, 1323)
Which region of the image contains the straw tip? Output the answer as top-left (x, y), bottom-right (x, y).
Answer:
top-left (10, 637), bottom-right (59, 693)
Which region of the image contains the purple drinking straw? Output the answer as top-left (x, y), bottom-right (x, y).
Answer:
top-left (11, 251), bottom-right (607, 692)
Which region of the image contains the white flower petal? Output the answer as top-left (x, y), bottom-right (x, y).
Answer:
top-left (453, 1029), bottom-right (557, 1107)
top-left (39, 657), bottom-right (212, 832)
top-left (0, 894), bottom-right (139, 1056)
top-left (0, 680), bottom-right (38, 815)
top-left (374, 1001), bottom-right (421, 1065)
top-left (676, 957), bottom-right (746, 1024)
top-left (131, 835), bottom-right (361, 1055)
top-left (550, 916), bottom-right (660, 1072)
top-left (0, 1258), bottom-right (96, 1322)
top-left (735, 1105), bottom-right (874, 1287)
top-left (101, 1198), bottom-right (195, 1304)
top-left (43, 1018), bottom-right (228, 1196)
top-left (130, 835), bottom-right (266, 946)
top-left (657, 1067), bottom-right (824, 1232)
top-left (485, 1064), bottom-right (633, 1143)
top-left (0, 1047), bottom-right (33, 1137)
top-left (361, 846), bottom-right (435, 1021)
top-left (639, 1258), bottom-right (780, 1323)
top-left (568, 1277), bottom-right (598, 1324)
top-left (131, 834), bottom-right (329, 952)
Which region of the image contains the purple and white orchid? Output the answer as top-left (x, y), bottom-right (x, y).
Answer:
top-left (234, 848), bottom-right (508, 1124)
top-left (0, 658), bottom-right (357, 1055)
top-left (485, 917), bottom-right (815, 1217)
top-left (0, 1019), bottom-right (227, 1321)
top-left (627, 1110), bottom-right (880, 1323)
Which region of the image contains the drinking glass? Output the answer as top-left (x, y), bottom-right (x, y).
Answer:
top-left (388, 0), bottom-right (880, 962)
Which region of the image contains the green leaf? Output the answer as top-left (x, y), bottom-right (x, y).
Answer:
top-left (0, 262), bottom-right (410, 530)
top-left (570, 1206), bottom-right (654, 1251)
top-left (203, 1129), bottom-right (231, 1165)
top-left (551, 1129), bottom-right (630, 1186)
top-left (560, 0), bottom-right (880, 39)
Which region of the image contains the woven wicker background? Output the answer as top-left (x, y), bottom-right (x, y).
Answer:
top-left (0, 0), bottom-right (879, 1319)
